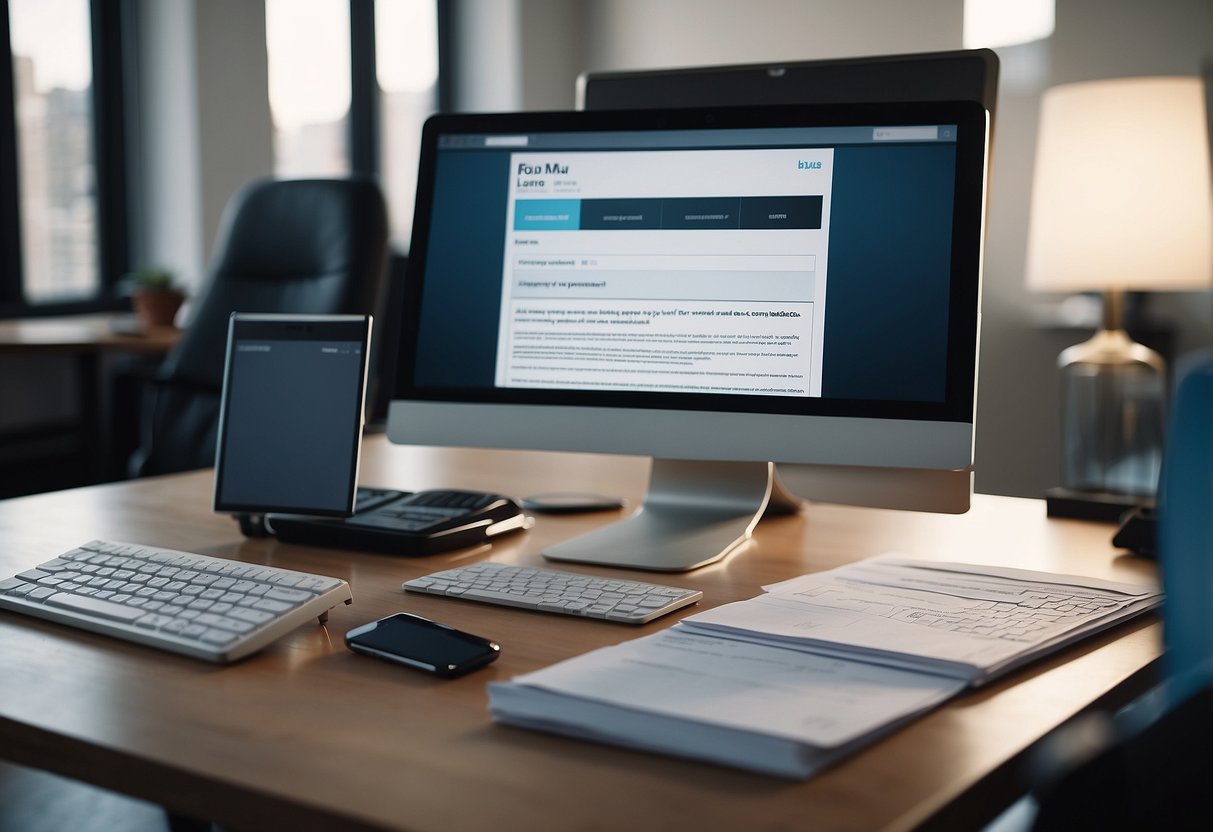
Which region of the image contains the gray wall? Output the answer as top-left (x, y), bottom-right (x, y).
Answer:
top-left (453, 0), bottom-right (1213, 498)
top-left (133, 0), bottom-right (273, 297)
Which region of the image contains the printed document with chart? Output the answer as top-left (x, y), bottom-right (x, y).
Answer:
top-left (488, 556), bottom-right (1160, 779)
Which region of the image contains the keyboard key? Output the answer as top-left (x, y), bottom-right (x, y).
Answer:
top-left (229, 608), bottom-right (275, 625)
top-left (265, 587), bottom-right (311, 604)
top-left (135, 614), bottom-right (175, 629)
top-left (201, 630), bottom-right (238, 646)
top-left (210, 618), bottom-right (255, 634)
top-left (463, 588), bottom-right (541, 608)
top-left (45, 592), bottom-right (147, 622)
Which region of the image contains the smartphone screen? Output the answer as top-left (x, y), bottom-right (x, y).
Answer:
top-left (213, 313), bottom-right (371, 516)
top-left (345, 613), bottom-right (500, 676)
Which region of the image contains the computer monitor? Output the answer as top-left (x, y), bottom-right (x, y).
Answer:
top-left (388, 100), bottom-right (988, 571)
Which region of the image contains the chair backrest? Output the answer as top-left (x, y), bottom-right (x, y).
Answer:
top-left (1025, 349), bottom-right (1213, 830)
top-left (1158, 349), bottom-right (1213, 699)
top-left (1028, 682), bottom-right (1212, 831)
top-left (130, 176), bottom-right (388, 476)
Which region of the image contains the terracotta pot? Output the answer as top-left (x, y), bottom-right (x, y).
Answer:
top-left (131, 289), bottom-right (185, 329)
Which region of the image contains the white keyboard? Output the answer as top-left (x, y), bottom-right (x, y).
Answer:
top-left (403, 562), bottom-right (702, 624)
top-left (0, 540), bottom-right (352, 663)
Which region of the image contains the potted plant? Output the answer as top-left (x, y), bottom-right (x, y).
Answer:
top-left (124, 267), bottom-right (186, 329)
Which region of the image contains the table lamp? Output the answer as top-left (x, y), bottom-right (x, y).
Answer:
top-left (1025, 76), bottom-right (1213, 517)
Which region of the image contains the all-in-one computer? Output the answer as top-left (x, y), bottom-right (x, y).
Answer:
top-left (388, 98), bottom-right (989, 571)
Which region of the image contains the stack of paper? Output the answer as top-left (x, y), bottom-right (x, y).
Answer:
top-left (490, 628), bottom-right (964, 779)
top-left (488, 555), bottom-right (1160, 779)
top-left (683, 556), bottom-right (1161, 685)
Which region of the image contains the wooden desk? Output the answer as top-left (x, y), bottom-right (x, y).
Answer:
top-left (0, 313), bottom-right (180, 355)
top-left (0, 313), bottom-right (180, 482)
top-left (0, 437), bottom-right (1161, 832)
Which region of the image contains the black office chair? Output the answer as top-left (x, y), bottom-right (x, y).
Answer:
top-left (1022, 680), bottom-right (1212, 831)
top-left (129, 176), bottom-right (388, 477)
top-left (1021, 350), bottom-right (1213, 831)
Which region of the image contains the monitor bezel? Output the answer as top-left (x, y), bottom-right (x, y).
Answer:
top-left (395, 100), bottom-right (986, 427)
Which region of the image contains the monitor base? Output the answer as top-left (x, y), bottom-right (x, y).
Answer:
top-left (542, 458), bottom-right (803, 572)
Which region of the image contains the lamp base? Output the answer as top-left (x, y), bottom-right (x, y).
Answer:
top-left (1044, 486), bottom-right (1151, 521)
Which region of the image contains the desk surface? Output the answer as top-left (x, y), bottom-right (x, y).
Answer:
top-left (0, 437), bottom-right (1160, 832)
top-left (0, 312), bottom-right (180, 355)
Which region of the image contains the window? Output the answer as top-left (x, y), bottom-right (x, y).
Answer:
top-left (265, 0), bottom-right (352, 178)
top-left (10, 0), bottom-right (97, 304)
top-left (1, 0), bottom-right (131, 312)
top-left (375, 0), bottom-right (439, 248)
top-left (265, 0), bottom-right (441, 250)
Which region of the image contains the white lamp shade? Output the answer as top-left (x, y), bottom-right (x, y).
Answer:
top-left (1026, 76), bottom-right (1213, 293)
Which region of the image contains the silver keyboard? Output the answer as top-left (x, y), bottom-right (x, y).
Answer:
top-left (404, 562), bottom-right (702, 624)
top-left (0, 539), bottom-right (352, 663)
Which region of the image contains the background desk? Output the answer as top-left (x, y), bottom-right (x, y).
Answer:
top-left (0, 313), bottom-right (179, 354)
top-left (0, 314), bottom-right (180, 485)
top-left (0, 437), bottom-right (1160, 831)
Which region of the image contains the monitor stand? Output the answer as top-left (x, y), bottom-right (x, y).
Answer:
top-left (542, 459), bottom-right (803, 572)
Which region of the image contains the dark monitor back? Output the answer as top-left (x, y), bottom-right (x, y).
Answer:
top-left (578, 48), bottom-right (998, 134)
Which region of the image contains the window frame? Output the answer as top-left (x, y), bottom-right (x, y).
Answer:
top-left (349, 0), bottom-right (379, 177)
top-left (0, 0), bottom-right (132, 319)
top-left (348, 0), bottom-right (447, 422)
top-left (348, 0), bottom-right (450, 191)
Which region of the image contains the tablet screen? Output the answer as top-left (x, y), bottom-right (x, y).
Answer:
top-left (213, 313), bottom-right (372, 516)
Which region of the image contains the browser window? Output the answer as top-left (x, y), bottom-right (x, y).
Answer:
top-left (497, 147), bottom-right (833, 397)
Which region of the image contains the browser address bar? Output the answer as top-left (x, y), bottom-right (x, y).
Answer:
top-left (873, 126), bottom-right (939, 141)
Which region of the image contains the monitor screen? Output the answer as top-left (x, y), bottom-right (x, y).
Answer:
top-left (389, 102), bottom-right (987, 570)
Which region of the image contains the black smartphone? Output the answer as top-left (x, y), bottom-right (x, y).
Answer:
top-left (345, 613), bottom-right (501, 677)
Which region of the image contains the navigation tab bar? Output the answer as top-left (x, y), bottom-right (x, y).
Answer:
top-left (515, 196), bottom-right (823, 231)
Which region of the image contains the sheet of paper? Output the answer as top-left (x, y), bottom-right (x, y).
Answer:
top-left (506, 628), bottom-right (963, 748)
top-left (763, 555), bottom-right (1159, 598)
top-left (684, 555), bottom-right (1161, 676)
